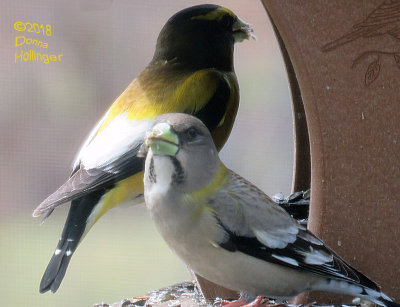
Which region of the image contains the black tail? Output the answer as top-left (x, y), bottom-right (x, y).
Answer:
top-left (39, 190), bottom-right (105, 293)
top-left (360, 287), bottom-right (400, 307)
top-left (378, 297), bottom-right (400, 307)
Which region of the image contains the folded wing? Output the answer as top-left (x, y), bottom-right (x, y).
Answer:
top-left (212, 169), bottom-right (380, 291)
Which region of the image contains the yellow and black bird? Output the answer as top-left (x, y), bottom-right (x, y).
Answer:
top-left (33, 4), bottom-right (254, 293)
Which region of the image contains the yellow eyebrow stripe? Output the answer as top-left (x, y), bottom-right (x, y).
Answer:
top-left (192, 7), bottom-right (236, 21)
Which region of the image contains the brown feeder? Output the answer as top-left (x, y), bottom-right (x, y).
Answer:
top-left (195, 0), bottom-right (400, 304)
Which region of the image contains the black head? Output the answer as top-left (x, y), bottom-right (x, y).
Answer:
top-left (152, 4), bottom-right (251, 71)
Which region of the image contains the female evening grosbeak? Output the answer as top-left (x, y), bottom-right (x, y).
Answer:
top-left (33, 4), bottom-right (254, 293)
top-left (142, 113), bottom-right (399, 307)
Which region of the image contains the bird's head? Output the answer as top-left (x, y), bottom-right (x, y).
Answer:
top-left (152, 4), bottom-right (255, 71)
top-left (142, 113), bottom-right (220, 193)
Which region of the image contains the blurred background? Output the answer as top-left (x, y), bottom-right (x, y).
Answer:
top-left (0, 0), bottom-right (293, 306)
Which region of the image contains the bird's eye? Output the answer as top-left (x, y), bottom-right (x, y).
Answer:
top-left (186, 127), bottom-right (198, 140)
top-left (220, 15), bottom-right (232, 29)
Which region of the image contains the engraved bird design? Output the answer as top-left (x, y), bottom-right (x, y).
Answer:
top-left (322, 0), bottom-right (400, 52)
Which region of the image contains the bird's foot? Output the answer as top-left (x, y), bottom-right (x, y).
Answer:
top-left (243, 296), bottom-right (268, 307)
top-left (215, 297), bottom-right (275, 307)
top-left (215, 298), bottom-right (247, 307)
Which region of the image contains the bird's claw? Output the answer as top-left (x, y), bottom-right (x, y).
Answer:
top-left (214, 297), bottom-right (274, 307)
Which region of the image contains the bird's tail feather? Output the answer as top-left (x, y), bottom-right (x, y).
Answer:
top-left (315, 279), bottom-right (399, 307)
top-left (381, 298), bottom-right (400, 307)
top-left (39, 190), bottom-right (105, 293)
top-left (39, 239), bottom-right (73, 293)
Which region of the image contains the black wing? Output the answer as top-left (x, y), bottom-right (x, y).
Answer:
top-left (33, 143), bottom-right (144, 217)
top-left (217, 220), bottom-right (380, 292)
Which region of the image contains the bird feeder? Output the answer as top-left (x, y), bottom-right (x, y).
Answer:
top-left (196, 0), bottom-right (400, 303)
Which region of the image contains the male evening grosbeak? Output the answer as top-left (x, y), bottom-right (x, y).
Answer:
top-left (33, 4), bottom-right (254, 293)
top-left (142, 113), bottom-right (399, 307)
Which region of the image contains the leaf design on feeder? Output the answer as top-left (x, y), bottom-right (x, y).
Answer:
top-left (322, 0), bottom-right (400, 86)
top-left (394, 53), bottom-right (400, 69)
top-left (365, 58), bottom-right (381, 86)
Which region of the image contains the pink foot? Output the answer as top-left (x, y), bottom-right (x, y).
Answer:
top-left (216, 297), bottom-right (274, 307)
top-left (243, 296), bottom-right (265, 307)
top-left (216, 298), bottom-right (247, 307)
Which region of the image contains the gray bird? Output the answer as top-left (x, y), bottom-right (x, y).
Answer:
top-left (142, 113), bottom-right (399, 307)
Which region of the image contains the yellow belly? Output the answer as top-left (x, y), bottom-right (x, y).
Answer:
top-left (92, 171), bottom-right (144, 225)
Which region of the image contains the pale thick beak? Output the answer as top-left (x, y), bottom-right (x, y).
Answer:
top-left (144, 122), bottom-right (179, 156)
top-left (233, 17), bottom-right (256, 43)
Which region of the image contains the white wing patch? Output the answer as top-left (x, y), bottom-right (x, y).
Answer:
top-left (79, 113), bottom-right (152, 169)
top-left (302, 246), bottom-right (333, 265)
top-left (73, 108), bottom-right (110, 170)
top-left (271, 254), bottom-right (299, 266)
top-left (297, 231), bottom-right (324, 245)
top-left (253, 228), bottom-right (297, 249)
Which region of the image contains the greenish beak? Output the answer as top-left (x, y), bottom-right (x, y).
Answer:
top-left (233, 17), bottom-right (256, 43)
top-left (145, 122), bottom-right (179, 156)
